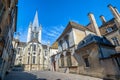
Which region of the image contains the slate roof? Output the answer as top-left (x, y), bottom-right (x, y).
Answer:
top-left (77, 34), bottom-right (114, 49)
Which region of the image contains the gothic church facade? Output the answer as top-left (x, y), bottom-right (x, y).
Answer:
top-left (16, 11), bottom-right (49, 71)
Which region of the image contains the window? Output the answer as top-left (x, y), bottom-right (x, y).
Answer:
top-left (67, 53), bottom-right (72, 67)
top-left (33, 53), bottom-right (36, 55)
top-left (65, 35), bottom-right (69, 48)
top-left (60, 54), bottom-right (64, 67)
top-left (106, 27), bottom-right (113, 33)
top-left (59, 40), bottom-right (63, 51)
top-left (111, 37), bottom-right (119, 46)
top-left (35, 33), bottom-right (38, 39)
top-left (33, 56), bottom-right (36, 64)
top-left (66, 40), bottom-right (69, 48)
top-left (45, 51), bottom-right (47, 56)
top-left (28, 48), bottom-right (30, 51)
top-left (28, 53), bottom-right (30, 55)
top-left (84, 58), bottom-right (90, 67)
top-left (33, 45), bottom-right (36, 51)
top-left (0, 0), bottom-right (4, 17)
top-left (0, 0), bottom-right (4, 24)
top-left (28, 56), bottom-right (30, 64)
top-left (115, 58), bottom-right (120, 70)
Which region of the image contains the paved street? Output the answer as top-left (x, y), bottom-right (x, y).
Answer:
top-left (4, 71), bottom-right (102, 80)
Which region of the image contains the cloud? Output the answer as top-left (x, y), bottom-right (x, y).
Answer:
top-left (46, 33), bottom-right (56, 37)
top-left (42, 25), bottom-right (65, 45)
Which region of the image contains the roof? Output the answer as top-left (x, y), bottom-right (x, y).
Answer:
top-left (77, 34), bottom-right (114, 49)
top-left (13, 38), bottom-right (19, 42)
top-left (99, 18), bottom-right (115, 28)
top-left (51, 41), bottom-right (58, 49)
top-left (18, 42), bottom-right (26, 47)
top-left (57, 21), bottom-right (92, 41)
top-left (99, 18), bottom-right (118, 36)
top-left (42, 44), bottom-right (47, 49)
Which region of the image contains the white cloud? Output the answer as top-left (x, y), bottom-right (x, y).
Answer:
top-left (42, 25), bottom-right (65, 45)
top-left (47, 33), bottom-right (56, 37)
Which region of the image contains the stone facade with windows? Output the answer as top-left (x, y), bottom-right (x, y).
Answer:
top-left (0, 0), bottom-right (18, 79)
top-left (99, 5), bottom-right (120, 53)
top-left (75, 34), bottom-right (120, 79)
top-left (56, 19), bottom-right (97, 73)
top-left (14, 11), bottom-right (50, 71)
top-left (49, 42), bottom-right (58, 71)
top-left (52, 4), bottom-right (120, 79)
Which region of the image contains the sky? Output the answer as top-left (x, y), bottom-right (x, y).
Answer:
top-left (16, 0), bottom-right (120, 45)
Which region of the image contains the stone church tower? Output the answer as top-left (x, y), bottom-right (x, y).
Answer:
top-left (27, 11), bottom-right (42, 43)
top-left (21, 11), bottom-right (49, 71)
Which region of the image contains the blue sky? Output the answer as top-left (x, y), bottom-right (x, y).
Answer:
top-left (17, 0), bottom-right (120, 45)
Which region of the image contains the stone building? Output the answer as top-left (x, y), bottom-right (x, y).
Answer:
top-left (53, 4), bottom-right (120, 79)
top-left (14, 41), bottom-right (26, 66)
top-left (15, 11), bottom-right (50, 71)
top-left (75, 34), bottom-right (120, 79)
top-left (99, 4), bottom-right (120, 53)
top-left (50, 42), bottom-right (58, 71)
top-left (56, 18), bottom-right (98, 73)
top-left (0, 0), bottom-right (18, 79)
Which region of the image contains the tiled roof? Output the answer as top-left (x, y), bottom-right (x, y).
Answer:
top-left (51, 41), bottom-right (58, 49)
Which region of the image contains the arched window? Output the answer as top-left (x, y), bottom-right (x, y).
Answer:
top-left (33, 45), bottom-right (36, 51)
top-left (32, 56), bottom-right (36, 64)
top-left (28, 56), bottom-right (30, 64)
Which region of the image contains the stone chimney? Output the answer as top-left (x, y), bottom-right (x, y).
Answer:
top-left (88, 13), bottom-right (101, 36)
top-left (108, 4), bottom-right (120, 19)
top-left (108, 4), bottom-right (120, 28)
top-left (114, 7), bottom-right (120, 17)
top-left (100, 15), bottom-right (106, 24)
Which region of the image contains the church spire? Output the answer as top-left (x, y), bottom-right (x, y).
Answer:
top-left (33, 11), bottom-right (39, 28)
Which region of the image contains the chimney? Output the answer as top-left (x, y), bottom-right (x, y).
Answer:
top-left (114, 7), bottom-right (120, 17)
top-left (88, 13), bottom-right (101, 36)
top-left (108, 4), bottom-right (120, 19)
top-left (100, 15), bottom-right (106, 24)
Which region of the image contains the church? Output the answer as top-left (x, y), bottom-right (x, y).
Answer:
top-left (14, 11), bottom-right (50, 71)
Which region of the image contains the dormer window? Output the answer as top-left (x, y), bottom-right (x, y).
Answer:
top-left (106, 27), bottom-right (113, 33)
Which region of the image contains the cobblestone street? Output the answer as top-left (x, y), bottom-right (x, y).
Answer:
top-left (4, 71), bottom-right (102, 80)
